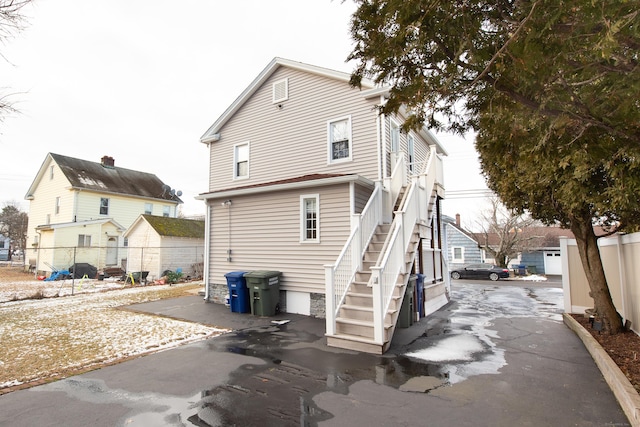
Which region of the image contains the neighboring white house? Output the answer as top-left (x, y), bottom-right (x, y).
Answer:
top-left (24, 153), bottom-right (182, 274)
top-left (124, 214), bottom-right (205, 281)
top-left (197, 58), bottom-right (448, 354)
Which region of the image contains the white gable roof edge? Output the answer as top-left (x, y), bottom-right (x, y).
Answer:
top-left (36, 218), bottom-right (126, 231)
top-left (25, 153), bottom-right (59, 200)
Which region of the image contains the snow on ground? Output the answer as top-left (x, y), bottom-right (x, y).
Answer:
top-left (0, 283), bottom-right (228, 391)
top-left (511, 274), bottom-right (549, 282)
top-left (0, 276), bottom-right (130, 303)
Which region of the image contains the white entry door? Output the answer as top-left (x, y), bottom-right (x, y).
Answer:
top-left (106, 237), bottom-right (118, 266)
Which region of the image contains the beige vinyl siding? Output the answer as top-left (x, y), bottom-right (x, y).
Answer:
top-left (208, 67), bottom-right (380, 192)
top-left (354, 184), bottom-right (374, 214)
top-left (208, 183), bottom-right (352, 294)
top-left (384, 115), bottom-right (433, 178)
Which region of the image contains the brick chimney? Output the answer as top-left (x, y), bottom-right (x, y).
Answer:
top-left (455, 213), bottom-right (461, 227)
top-left (101, 156), bottom-right (115, 167)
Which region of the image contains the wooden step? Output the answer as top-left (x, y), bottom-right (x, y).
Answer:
top-left (326, 334), bottom-right (386, 354)
top-left (335, 317), bottom-right (393, 340)
top-left (339, 304), bottom-right (397, 323)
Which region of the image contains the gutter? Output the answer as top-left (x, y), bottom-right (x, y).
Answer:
top-left (196, 174), bottom-right (375, 201)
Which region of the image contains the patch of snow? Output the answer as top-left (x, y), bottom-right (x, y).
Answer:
top-left (406, 334), bottom-right (484, 362)
top-left (0, 283), bottom-right (227, 391)
top-left (512, 274), bottom-right (548, 282)
top-left (77, 175), bottom-right (107, 188)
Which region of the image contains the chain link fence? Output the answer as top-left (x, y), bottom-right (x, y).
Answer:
top-left (25, 245), bottom-right (204, 282)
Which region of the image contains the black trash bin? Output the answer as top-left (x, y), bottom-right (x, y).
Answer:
top-left (244, 271), bottom-right (281, 316)
top-left (224, 271), bottom-right (250, 313)
top-left (399, 275), bottom-right (416, 328)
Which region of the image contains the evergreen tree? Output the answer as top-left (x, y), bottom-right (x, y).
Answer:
top-left (349, 0), bottom-right (640, 333)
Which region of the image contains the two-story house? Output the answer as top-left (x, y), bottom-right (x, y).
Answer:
top-left (444, 214), bottom-right (484, 269)
top-left (198, 58), bottom-right (448, 353)
top-left (25, 153), bottom-right (182, 275)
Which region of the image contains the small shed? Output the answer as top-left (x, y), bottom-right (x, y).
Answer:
top-left (124, 215), bottom-right (205, 281)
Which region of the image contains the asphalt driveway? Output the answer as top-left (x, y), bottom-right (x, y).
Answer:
top-left (0, 281), bottom-right (629, 426)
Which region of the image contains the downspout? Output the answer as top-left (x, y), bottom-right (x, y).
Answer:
top-left (35, 229), bottom-right (41, 278)
top-left (379, 95), bottom-right (387, 180)
top-left (203, 201), bottom-right (211, 300)
top-left (73, 190), bottom-right (79, 222)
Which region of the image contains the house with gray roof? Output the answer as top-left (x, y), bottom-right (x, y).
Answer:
top-left (24, 153), bottom-right (182, 275)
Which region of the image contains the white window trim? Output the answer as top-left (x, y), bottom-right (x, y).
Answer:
top-left (78, 234), bottom-right (92, 247)
top-left (100, 198), bottom-right (109, 215)
top-left (452, 246), bottom-right (465, 263)
top-left (327, 116), bottom-right (353, 164)
top-left (272, 78), bottom-right (289, 103)
top-left (300, 194), bottom-right (320, 243)
top-left (233, 141), bottom-right (250, 180)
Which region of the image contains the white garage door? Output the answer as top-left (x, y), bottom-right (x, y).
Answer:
top-left (544, 251), bottom-right (562, 275)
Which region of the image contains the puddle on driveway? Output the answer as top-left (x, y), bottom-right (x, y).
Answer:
top-left (188, 284), bottom-right (563, 426)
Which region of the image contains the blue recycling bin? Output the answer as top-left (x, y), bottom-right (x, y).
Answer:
top-left (224, 271), bottom-right (250, 313)
top-left (416, 273), bottom-right (425, 319)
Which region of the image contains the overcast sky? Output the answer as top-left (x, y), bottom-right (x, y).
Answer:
top-left (0, 0), bottom-right (488, 223)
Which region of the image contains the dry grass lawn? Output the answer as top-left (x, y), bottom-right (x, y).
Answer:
top-left (0, 266), bottom-right (227, 394)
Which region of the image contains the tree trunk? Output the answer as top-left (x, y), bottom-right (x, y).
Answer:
top-left (570, 214), bottom-right (623, 334)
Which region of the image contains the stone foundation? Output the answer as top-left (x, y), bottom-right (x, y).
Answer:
top-left (310, 292), bottom-right (326, 318)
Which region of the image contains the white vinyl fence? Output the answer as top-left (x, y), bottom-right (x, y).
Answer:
top-left (561, 232), bottom-right (640, 335)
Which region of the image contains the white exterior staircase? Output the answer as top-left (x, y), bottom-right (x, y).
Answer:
top-left (325, 147), bottom-right (448, 354)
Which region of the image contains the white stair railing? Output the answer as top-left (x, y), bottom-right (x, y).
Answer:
top-left (370, 146), bottom-right (441, 344)
top-left (325, 184), bottom-right (383, 335)
top-left (325, 144), bottom-right (444, 346)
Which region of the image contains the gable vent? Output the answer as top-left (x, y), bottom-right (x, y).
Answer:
top-left (272, 78), bottom-right (288, 103)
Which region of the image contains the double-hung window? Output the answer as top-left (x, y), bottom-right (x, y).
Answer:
top-left (100, 198), bottom-right (109, 215)
top-left (300, 195), bottom-right (319, 243)
top-left (55, 197), bottom-right (61, 215)
top-left (328, 116), bottom-right (352, 163)
top-left (163, 206), bottom-right (170, 217)
top-left (234, 142), bottom-right (250, 179)
top-left (78, 234), bottom-right (92, 247)
top-left (452, 247), bottom-right (464, 263)
top-left (144, 203), bottom-right (153, 215)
